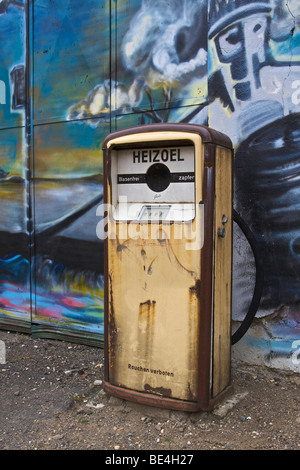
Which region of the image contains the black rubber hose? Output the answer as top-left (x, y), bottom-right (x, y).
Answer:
top-left (231, 209), bottom-right (264, 345)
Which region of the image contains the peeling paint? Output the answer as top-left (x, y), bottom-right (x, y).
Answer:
top-left (144, 383), bottom-right (172, 398)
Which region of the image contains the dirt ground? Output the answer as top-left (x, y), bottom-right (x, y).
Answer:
top-left (0, 329), bottom-right (299, 452)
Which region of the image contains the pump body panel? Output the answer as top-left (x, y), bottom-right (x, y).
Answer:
top-left (102, 123), bottom-right (233, 411)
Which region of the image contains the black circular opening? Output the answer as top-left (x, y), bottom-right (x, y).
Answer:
top-left (145, 163), bottom-right (171, 192)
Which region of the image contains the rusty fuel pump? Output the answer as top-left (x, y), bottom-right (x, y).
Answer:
top-left (101, 123), bottom-right (235, 411)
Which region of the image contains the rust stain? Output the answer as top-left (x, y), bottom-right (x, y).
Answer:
top-left (189, 279), bottom-right (201, 300)
top-left (144, 383), bottom-right (172, 398)
top-left (139, 299), bottom-right (156, 314)
top-left (186, 382), bottom-right (196, 402)
top-left (139, 300), bottom-right (156, 358)
top-left (187, 279), bottom-right (201, 400)
top-left (108, 273), bottom-right (117, 382)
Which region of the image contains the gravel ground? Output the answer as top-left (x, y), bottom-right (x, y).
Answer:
top-left (0, 329), bottom-right (299, 453)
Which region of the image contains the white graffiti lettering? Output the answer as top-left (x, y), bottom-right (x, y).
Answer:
top-left (291, 80), bottom-right (300, 105)
top-left (0, 80), bottom-right (6, 105)
top-left (291, 340), bottom-right (300, 365)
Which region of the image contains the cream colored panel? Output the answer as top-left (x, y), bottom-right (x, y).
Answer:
top-left (107, 223), bottom-right (201, 402)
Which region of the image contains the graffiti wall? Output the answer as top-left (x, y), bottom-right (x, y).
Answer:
top-left (0, 1), bottom-right (29, 331)
top-left (0, 0), bottom-right (299, 368)
top-left (0, 0), bottom-right (109, 343)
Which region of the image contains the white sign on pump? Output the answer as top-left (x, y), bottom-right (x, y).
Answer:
top-left (116, 145), bottom-right (195, 203)
top-left (111, 145), bottom-right (195, 221)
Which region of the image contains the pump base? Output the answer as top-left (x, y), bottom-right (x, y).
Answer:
top-left (102, 380), bottom-right (234, 412)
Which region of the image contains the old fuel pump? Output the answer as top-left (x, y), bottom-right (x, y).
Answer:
top-left (102, 123), bottom-right (233, 411)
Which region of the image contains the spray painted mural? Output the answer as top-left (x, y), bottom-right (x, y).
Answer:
top-left (0, 0), bottom-right (109, 343)
top-left (0, 0), bottom-right (30, 330)
top-left (0, 0), bottom-right (299, 367)
top-left (31, 0), bottom-right (109, 343)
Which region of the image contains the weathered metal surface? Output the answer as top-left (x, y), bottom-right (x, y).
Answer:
top-left (107, 220), bottom-right (201, 401)
top-left (212, 145), bottom-right (233, 397)
top-left (103, 124), bottom-right (233, 410)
